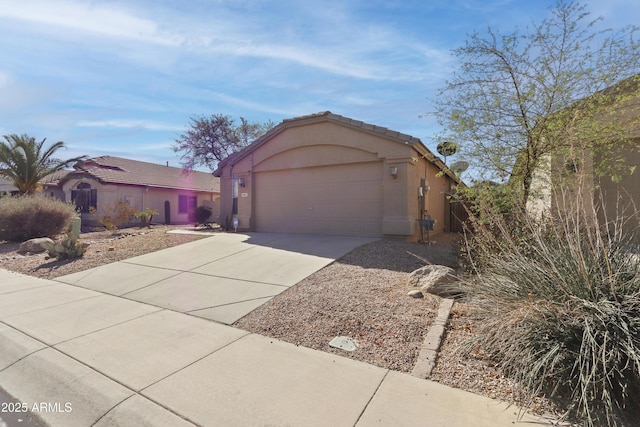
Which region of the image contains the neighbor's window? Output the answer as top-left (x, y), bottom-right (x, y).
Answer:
top-left (178, 195), bottom-right (197, 214)
top-left (71, 182), bottom-right (97, 213)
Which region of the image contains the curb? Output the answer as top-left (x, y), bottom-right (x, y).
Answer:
top-left (411, 297), bottom-right (454, 379)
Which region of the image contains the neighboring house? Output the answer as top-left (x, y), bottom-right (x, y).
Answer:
top-left (0, 177), bottom-right (18, 195)
top-left (527, 75), bottom-right (640, 233)
top-left (213, 111), bottom-right (464, 240)
top-left (42, 156), bottom-right (220, 225)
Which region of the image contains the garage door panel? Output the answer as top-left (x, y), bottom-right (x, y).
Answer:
top-left (255, 162), bottom-right (383, 237)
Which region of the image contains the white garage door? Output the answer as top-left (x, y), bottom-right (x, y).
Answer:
top-left (254, 162), bottom-right (383, 237)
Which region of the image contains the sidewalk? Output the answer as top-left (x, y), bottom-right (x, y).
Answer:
top-left (0, 233), bottom-right (555, 426)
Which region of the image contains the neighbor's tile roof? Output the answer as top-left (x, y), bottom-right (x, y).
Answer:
top-left (46, 156), bottom-right (218, 193)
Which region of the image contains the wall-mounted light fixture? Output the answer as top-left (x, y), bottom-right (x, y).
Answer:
top-left (238, 177), bottom-right (246, 188)
top-left (389, 166), bottom-right (398, 180)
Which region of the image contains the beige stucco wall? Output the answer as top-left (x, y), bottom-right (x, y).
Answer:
top-left (218, 121), bottom-right (456, 239)
top-left (61, 178), bottom-right (219, 226)
top-left (595, 139), bottom-right (640, 230)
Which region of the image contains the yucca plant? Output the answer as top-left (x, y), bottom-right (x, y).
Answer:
top-left (462, 192), bottom-right (640, 426)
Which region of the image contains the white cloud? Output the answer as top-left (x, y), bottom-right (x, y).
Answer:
top-left (0, 0), bottom-right (447, 81)
top-left (76, 119), bottom-right (185, 132)
top-left (0, 0), bottom-right (181, 46)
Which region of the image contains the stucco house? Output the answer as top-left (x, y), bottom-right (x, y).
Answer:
top-left (0, 177), bottom-right (18, 195)
top-left (42, 156), bottom-right (220, 225)
top-left (526, 75), bottom-right (640, 233)
top-left (213, 112), bottom-right (464, 240)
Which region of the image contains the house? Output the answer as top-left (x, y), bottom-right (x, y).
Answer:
top-left (42, 156), bottom-right (220, 225)
top-left (526, 75), bottom-right (640, 234)
top-left (0, 177), bottom-right (18, 195)
top-left (213, 112), bottom-right (464, 240)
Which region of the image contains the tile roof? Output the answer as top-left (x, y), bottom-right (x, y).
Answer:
top-left (45, 156), bottom-right (218, 193)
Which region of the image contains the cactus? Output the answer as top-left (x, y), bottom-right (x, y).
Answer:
top-left (44, 234), bottom-right (89, 260)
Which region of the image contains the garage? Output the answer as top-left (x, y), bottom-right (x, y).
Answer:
top-left (214, 112), bottom-right (462, 240)
top-left (254, 162), bottom-right (383, 236)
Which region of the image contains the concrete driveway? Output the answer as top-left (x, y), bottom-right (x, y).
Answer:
top-left (55, 232), bottom-right (376, 324)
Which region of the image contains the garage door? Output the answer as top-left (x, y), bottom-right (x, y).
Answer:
top-left (254, 162), bottom-right (383, 236)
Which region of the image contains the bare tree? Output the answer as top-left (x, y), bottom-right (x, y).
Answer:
top-left (173, 114), bottom-right (274, 171)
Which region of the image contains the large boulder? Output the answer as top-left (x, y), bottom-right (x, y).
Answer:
top-left (18, 237), bottom-right (54, 254)
top-left (408, 265), bottom-right (460, 298)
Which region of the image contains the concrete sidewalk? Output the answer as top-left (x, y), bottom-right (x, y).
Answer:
top-left (0, 233), bottom-right (554, 426)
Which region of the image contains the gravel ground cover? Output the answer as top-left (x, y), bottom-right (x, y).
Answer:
top-left (0, 225), bottom-right (208, 279)
top-left (235, 237), bottom-right (460, 372)
top-left (1, 227), bottom-right (561, 419)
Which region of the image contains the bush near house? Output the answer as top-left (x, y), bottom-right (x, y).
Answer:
top-left (135, 208), bottom-right (158, 228)
top-left (0, 195), bottom-right (77, 242)
top-left (189, 205), bottom-right (212, 226)
top-left (462, 195), bottom-right (640, 426)
top-left (90, 202), bottom-right (138, 232)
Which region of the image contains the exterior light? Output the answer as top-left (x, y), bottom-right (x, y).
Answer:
top-left (389, 166), bottom-right (398, 180)
top-left (238, 177), bottom-right (246, 187)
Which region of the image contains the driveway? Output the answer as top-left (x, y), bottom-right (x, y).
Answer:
top-left (55, 232), bottom-right (376, 324)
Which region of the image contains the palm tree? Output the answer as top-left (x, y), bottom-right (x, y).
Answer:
top-left (0, 134), bottom-right (87, 195)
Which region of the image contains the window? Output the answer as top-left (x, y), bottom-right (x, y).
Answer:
top-left (232, 174), bottom-right (239, 214)
top-left (71, 182), bottom-right (97, 213)
top-left (178, 195), bottom-right (197, 214)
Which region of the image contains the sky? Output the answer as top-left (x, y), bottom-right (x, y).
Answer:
top-left (1, 0), bottom-right (638, 173)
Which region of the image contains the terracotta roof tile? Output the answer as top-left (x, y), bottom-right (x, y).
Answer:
top-left (47, 156), bottom-right (218, 192)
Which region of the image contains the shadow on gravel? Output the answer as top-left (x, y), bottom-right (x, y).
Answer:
top-left (337, 232), bottom-right (462, 273)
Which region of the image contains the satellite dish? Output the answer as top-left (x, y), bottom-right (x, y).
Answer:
top-left (450, 161), bottom-right (469, 175)
top-left (437, 141), bottom-right (458, 157)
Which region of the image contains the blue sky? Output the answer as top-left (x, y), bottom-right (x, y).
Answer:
top-left (1, 0), bottom-right (638, 172)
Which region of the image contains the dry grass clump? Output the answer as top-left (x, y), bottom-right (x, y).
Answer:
top-left (462, 196), bottom-right (640, 426)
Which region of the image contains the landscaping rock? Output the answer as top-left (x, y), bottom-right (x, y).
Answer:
top-left (329, 336), bottom-right (358, 352)
top-left (408, 265), bottom-right (460, 298)
top-left (408, 290), bottom-right (424, 298)
top-left (18, 238), bottom-right (54, 254)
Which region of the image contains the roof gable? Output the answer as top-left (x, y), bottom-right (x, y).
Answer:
top-left (214, 111), bottom-right (461, 184)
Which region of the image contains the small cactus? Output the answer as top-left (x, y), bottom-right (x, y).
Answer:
top-left (44, 234), bottom-right (89, 260)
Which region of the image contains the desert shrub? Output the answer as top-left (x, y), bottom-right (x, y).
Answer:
top-left (190, 205), bottom-right (212, 226)
top-left (135, 208), bottom-right (158, 228)
top-left (0, 195), bottom-right (76, 242)
top-left (453, 182), bottom-right (530, 272)
top-left (462, 196), bottom-right (640, 426)
top-left (44, 234), bottom-right (89, 260)
top-left (91, 202), bottom-right (137, 231)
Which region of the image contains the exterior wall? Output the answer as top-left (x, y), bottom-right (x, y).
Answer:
top-left (217, 121), bottom-right (456, 239)
top-left (595, 138), bottom-right (640, 233)
top-left (405, 154), bottom-right (454, 239)
top-left (60, 178), bottom-right (218, 226)
top-left (0, 178), bottom-right (17, 195)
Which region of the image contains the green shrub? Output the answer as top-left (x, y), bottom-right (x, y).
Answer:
top-left (463, 197), bottom-right (640, 426)
top-left (189, 205), bottom-right (212, 226)
top-left (44, 234), bottom-right (89, 260)
top-left (0, 195), bottom-right (76, 242)
top-left (135, 208), bottom-right (158, 228)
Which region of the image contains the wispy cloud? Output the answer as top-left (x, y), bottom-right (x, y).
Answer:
top-left (0, 0), bottom-right (181, 46)
top-left (76, 119), bottom-right (185, 132)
